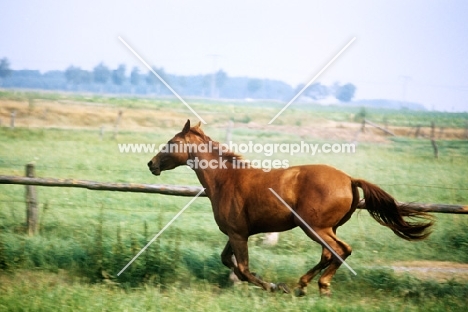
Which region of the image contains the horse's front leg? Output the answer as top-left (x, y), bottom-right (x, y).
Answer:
top-left (221, 241), bottom-right (243, 284)
top-left (220, 241), bottom-right (236, 269)
top-left (228, 233), bottom-right (289, 293)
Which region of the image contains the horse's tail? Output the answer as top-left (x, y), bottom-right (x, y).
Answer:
top-left (352, 179), bottom-right (433, 241)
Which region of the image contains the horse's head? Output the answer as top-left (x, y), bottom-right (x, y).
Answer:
top-left (147, 119), bottom-right (203, 176)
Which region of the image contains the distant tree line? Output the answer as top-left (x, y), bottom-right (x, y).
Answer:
top-left (0, 57), bottom-right (356, 102)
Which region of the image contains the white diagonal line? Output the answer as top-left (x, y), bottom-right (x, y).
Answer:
top-left (118, 36), bottom-right (207, 124)
top-left (117, 188), bottom-right (205, 276)
top-left (268, 37), bottom-right (356, 124)
top-left (268, 188), bottom-right (357, 275)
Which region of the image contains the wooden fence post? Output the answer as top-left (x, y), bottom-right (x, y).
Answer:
top-left (25, 164), bottom-right (38, 236)
top-left (10, 110), bottom-right (16, 129)
top-left (431, 121), bottom-right (438, 159)
top-left (112, 110), bottom-right (123, 140)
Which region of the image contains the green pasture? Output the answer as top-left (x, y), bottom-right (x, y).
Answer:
top-left (0, 92), bottom-right (468, 311)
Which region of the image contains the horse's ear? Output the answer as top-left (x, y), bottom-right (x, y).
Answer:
top-left (195, 121), bottom-right (202, 128)
top-left (182, 119), bottom-right (190, 134)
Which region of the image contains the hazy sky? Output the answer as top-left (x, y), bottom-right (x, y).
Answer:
top-left (1, 0), bottom-right (467, 111)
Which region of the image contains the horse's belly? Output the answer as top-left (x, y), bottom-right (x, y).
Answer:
top-left (247, 209), bottom-right (296, 234)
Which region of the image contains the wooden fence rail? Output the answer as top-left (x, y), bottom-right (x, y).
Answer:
top-left (0, 175), bottom-right (204, 197)
top-left (1, 175), bottom-right (467, 214)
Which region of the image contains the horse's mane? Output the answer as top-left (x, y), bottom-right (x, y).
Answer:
top-left (189, 127), bottom-right (246, 164)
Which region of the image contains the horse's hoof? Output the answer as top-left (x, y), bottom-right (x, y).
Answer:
top-left (268, 283), bottom-right (277, 292)
top-left (268, 283), bottom-right (290, 294)
top-left (276, 283), bottom-right (290, 294)
top-left (294, 288), bottom-right (306, 297)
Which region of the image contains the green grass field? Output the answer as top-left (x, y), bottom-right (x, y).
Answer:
top-left (1, 91), bottom-right (468, 311)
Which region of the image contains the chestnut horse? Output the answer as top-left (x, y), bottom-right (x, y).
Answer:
top-left (147, 120), bottom-right (433, 296)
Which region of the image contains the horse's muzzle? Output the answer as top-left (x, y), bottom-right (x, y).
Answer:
top-left (147, 161), bottom-right (161, 176)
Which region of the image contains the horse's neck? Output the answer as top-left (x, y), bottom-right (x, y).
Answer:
top-left (193, 167), bottom-right (215, 198)
top-left (190, 149), bottom-right (230, 198)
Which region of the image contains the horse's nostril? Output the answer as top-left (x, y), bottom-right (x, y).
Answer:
top-left (147, 161), bottom-right (152, 167)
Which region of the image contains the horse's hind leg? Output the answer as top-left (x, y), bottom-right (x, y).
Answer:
top-left (295, 246), bottom-right (332, 296)
top-left (296, 228), bottom-right (352, 296)
top-left (317, 236), bottom-right (352, 296)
